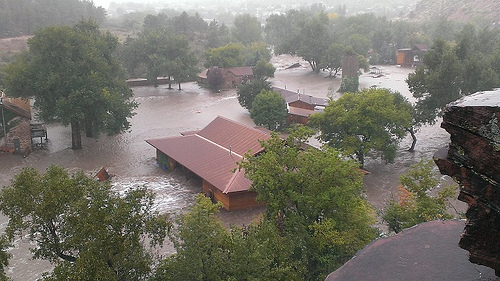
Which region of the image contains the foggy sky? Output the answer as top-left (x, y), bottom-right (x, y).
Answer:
top-left (93, 0), bottom-right (152, 9)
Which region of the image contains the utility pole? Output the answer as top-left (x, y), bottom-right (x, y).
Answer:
top-left (0, 91), bottom-right (7, 147)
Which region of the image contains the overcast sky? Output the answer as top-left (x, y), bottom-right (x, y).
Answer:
top-left (94, 0), bottom-right (150, 9)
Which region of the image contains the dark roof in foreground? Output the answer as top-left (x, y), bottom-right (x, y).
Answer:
top-left (326, 220), bottom-right (499, 281)
top-left (146, 116), bottom-right (270, 194)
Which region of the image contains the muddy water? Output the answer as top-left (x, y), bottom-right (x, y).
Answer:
top-left (0, 56), bottom-right (462, 280)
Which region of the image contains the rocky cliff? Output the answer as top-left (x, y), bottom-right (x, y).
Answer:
top-left (407, 0), bottom-right (500, 27)
top-left (434, 90), bottom-right (500, 275)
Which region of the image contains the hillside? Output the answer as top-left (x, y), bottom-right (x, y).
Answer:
top-left (407, 0), bottom-right (500, 27)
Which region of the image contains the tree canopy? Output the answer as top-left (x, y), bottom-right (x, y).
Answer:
top-left (239, 129), bottom-right (377, 279)
top-left (250, 89), bottom-right (288, 130)
top-left (309, 88), bottom-right (413, 166)
top-left (122, 29), bottom-right (199, 89)
top-left (204, 42), bottom-right (272, 69)
top-left (0, 165), bottom-right (170, 280)
top-left (382, 160), bottom-right (458, 233)
top-left (152, 195), bottom-right (302, 281)
top-left (204, 42), bottom-right (246, 68)
top-left (407, 24), bottom-right (500, 125)
top-left (3, 20), bottom-right (137, 149)
top-left (232, 14), bottom-right (263, 45)
top-left (236, 78), bottom-right (271, 110)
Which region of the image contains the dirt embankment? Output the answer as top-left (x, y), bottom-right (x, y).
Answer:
top-left (0, 36), bottom-right (29, 55)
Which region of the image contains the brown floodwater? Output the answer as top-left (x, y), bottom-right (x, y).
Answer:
top-left (0, 55), bottom-right (463, 280)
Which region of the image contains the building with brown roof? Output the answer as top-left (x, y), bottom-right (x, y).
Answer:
top-left (397, 44), bottom-right (429, 68)
top-left (146, 116), bottom-right (271, 210)
top-left (197, 67), bottom-right (254, 89)
top-left (272, 87), bottom-right (329, 124)
top-left (0, 91), bottom-right (38, 155)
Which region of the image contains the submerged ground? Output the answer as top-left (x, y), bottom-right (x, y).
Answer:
top-left (0, 55), bottom-right (462, 280)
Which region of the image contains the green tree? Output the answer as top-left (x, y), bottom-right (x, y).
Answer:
top-left (206, 67), bottom-right (225, 91)
top-left (204, 42), bottom-right (245, 68)
top-left (226, 219), bottom-right (304, 280)
top-left (250, 89), bottom-right (288, 130)
top-left (310, 88), bottom-right (412, 167)
top-left (382, 160), bottom-right (458, 233)
top-left (154, 195), bottom-right (229, 281)
top-left (252, 59), bottom-right (275, 79)
top-left (321, 43), bottom-right (345, 77)
top-left (243, 42), bottom-right (272, 67)
top-left (237, 78), bottom-right (271, 110)
top-left (346, 33), bottom-right (371, 57)
top-left (3, 20), bottom-right (137, 149)
top-left (232, 14), bottom-right (263, 45)
top-left (296, 13), bottom-right (331, 73)
top-left (153, 195), bottom-right (303, 280)
top-left (239, 129), bottom-right (377, 280)
top-left (392, 91), bottom-right (420, 152)
top-left (338, 76), bottom-right (359, 93)
top-left (0, 165), bottom-right (170, 280)
top-left (0, 237), bottom-right (11, 281)
top-left (406, 39), bottom-right (463, 125)
top-left (206, 19), bottom-right (231, 49)
top-left (128, 29), bottom-right (199, 89)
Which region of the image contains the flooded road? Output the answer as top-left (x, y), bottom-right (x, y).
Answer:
top-left (0, 55), bottom-right (462, 280)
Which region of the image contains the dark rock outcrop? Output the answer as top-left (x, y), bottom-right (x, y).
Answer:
top-left (325, 220), bottom-right (497, 281)
top-left (434, 90), bottom-right (500, 276)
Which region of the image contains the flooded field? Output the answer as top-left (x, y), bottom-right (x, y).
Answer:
top-left (0, 55), bottom-right (462, 280)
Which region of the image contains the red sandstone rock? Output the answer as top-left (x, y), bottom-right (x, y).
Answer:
top-left (434, 90), bottom-right (500, 275)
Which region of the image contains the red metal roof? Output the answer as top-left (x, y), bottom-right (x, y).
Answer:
top-left (146, 116), bottom-right (271, 194)
top-left (198, 116), bottom-right (270, 156)
top-left (272, 86), bottom-right (329, 107)
top-left (227, 66), bottom-right (253, 76)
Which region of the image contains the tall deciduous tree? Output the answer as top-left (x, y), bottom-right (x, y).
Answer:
top-left (3, 20), bottom-right (137, 149)
top-left (406, 39), bottom-right (462, 125)
top-left (239, 129), bottom-right (377, 280)
top-left (152, 195), bottom-right (303, 280)
top-left (204, 43), bottom-right (245, 68)
top-left (128, 29), bottom-right (199, 89)
top-left (206, 19), bottom-right (231, 49)
top-left (252, 59), bottom-right (275, 79)
top-left (296, 13), bottom-right (331, 73)
top-left (206, 67), bottom-right (225, 91)
top-left (407, 26), bottom-right (500, 125)
top-left (310, 88), bottom-right (412, 166)
top-left (250, 89), bottom-right (288, 130)
top-left (237, 78), bottom-right (271, 110)
top-left (232, 14), bottom-right (263, 45)
top-left (156, 195), bottom-right (229, 281)
top-left (0, 165), bottom-right (170, 280)
top-left (321, 43), bottom-right (345, 77)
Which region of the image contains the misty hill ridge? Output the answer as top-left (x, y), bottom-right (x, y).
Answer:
top-left (408, 0), bottom-right (500, 26)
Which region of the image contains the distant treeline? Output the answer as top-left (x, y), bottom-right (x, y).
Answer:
top-left (0, 0), bottom-right (106, 38)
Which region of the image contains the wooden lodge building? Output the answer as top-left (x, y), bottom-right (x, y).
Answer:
top-left (397, 44), bottom-right (428, 68)
top-left (197, 67), bottom-right (254, 89)
top-left (146, 116), bottom-right (271, 210)
top-left (0, 91), bottom-right (45, 155)
top-left (272, 87), bottom-right (329, 124)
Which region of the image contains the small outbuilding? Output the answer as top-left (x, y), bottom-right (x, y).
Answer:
top-left (0, 91), bottom-right (36, 155)
top-left (146, 116), bottom-right (271, 210)
top-left (397, 44), bottom-right (428, 67)
top-left (272, 87), bottom-right (329, 125)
